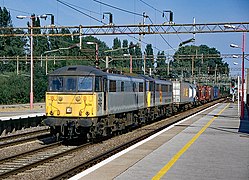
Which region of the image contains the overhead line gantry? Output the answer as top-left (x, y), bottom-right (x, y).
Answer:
top-left (0, 22), bottom-right (248, 37)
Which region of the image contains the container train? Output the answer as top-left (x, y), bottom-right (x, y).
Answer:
top-left (43, 65), bottom-right (224, 140)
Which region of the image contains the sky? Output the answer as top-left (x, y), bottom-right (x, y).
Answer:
top-left (2, 0), bottom-right (249, 76)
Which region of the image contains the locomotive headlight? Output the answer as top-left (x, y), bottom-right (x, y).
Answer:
top-left (66, 107), bottom-right (72, 114)
top-left (75, 96), bottom-right (81, 102)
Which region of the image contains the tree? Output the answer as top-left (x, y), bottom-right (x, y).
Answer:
top-left (112, 37), bottom-right (121, 55)
top-left (31, 16), bottom-right (51, 56)
top-left (144, 44), bottom-right (154, 70)
top-left (129, 42), bottom-right (135, 56)
top-left (0, 73), bottom-right (29, 104)
top-left (111, 37), bottom-right (122, 67)
top-left (135, 46), bottom-right (142, 57)
top-left (145, 44), bottom-right (153, 56)
top-left (155, 51), bottom-right (167, 77)
top-left (172, 45), bottom-right (229, 81)
top-left (122, 39), bottom-right (128, 55)
top-left (0, 7), bottom-right (26, 73)
top-left (0, 7), bottom-right (12, 27)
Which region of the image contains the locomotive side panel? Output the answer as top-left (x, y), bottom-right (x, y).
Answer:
top-left (146, 81), bottom-right (155, 108)
top-left (106, 76), bottom-right (145, 114)
top-left (107, 92), bottom-right (145, 114)
top-left (155, 80), bottom-right (173, 106)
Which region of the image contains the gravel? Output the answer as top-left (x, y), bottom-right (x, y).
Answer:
top-left (4, 120), bottom-right (168, 180)
top-left (0, 126), bottom-right (48, 138)
top-left (0, 140), bottom-right (47, 160)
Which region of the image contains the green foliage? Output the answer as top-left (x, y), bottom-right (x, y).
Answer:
top-left (34, 64), bottom-right (47, 102)
top-left (145, 44), bottom-right (153, 56)
top-left (144, 44), bottom-right (154, 69)
top-left (0, 8), bottom-right (26, 56)
top-left (129, 42), bottom-right (135, 56)
top-left (0, 73), bottom-right (29, 104)
top-left (122, 40), bottom-right (128, 55)
top-left (0, 8), bottom-right (26, 74)
top-left (156, 51), bottom-right (167, 77)
top-left (135, 46), bottom-right (142, 57)
top-left (0, 7), bottom-right (12, 27)
top-left (171, 45), bottom-right (229, 78)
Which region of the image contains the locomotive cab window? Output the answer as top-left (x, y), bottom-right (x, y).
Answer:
top-left (49, 76), bottom-right (63, 91)
top-left (169, 85), bottom-right (172, 92)
top-left (78, 76), bottom-right (93, 91)
top-left (139, 82), bottom-right (143, 92)
top-left (165, 85), bottom-right (169, 92)
top-left (103, 78), bottom-right (107, 92)
top-left (109, 80), bottom-right (116, 92)
top-left (121, 81), bottom-right (124, 92)
top-left (65, 77), bottom-right (77, 91)
top-left (156, 84), bottom-right (160, 91)
top-left (133, 83), bottom-right (136, 92)
top-left (149, 81), bottom-right (154, 91)
top-left (162, 85), bottom-right (166, 92)
top-left (95, 77), bottom-right (102, 92)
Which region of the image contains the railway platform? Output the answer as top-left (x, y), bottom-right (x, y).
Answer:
top-left (0, 103), bottom-right (45, 121)
top-left (71, 102), bottom-right (249, 180)
top-left (0, 103), bottom-right (45, 135)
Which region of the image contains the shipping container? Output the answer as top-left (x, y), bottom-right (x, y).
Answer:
top-left (173, 81), bottom-right (195, 104)
top-left (213, 86), bottom-right (220, 99)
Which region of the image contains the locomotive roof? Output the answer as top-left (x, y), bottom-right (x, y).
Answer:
top-left (49, 65), bottom-right (171, 84)
top-left (138, 74), bottom-right (172, 84)
top-left (49, 65), bottom-right (107, 76)
top-left (138, 74), bottom-right (155, 81)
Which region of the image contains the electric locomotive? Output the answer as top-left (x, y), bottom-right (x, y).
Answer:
top-left (43, 65), bottom-right (173, 140)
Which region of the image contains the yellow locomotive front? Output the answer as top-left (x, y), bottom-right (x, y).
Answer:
top-left (46, 76), bottom-right (97, 118)
top-left (43, 66), bottom-right (106, 140)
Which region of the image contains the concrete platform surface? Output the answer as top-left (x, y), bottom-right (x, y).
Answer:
top-left (71, 103), bottom-right (249, 180)
top-left (0, 103), bottom-right (45, 121)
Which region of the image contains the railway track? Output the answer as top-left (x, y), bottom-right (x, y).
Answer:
top-left (0, 141), bottom-right (91, 179)
top-left (0, 128), bottom-right (50, 149)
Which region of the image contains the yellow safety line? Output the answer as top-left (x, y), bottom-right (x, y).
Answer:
top-left (152, 103), bottom-right (230, 180)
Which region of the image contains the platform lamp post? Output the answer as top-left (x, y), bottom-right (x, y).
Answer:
top-left (224, 24), bottom-right (246, 119)
top-left (178, 38), bottom-right (195, 83)
top-left (17, 14), bottom-right (47, 109)
top-left (232, 56), bottom-right (240, 117)
top-left (123, 54), bottom-right (133, 73)
top-left (86, 42), bottom-right (99, 68)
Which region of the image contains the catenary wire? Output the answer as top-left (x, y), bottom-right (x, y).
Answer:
top-left (57, 0), bottom-right (104, 24)
top-left (138, 0), bottom-right (183, 42)
top-left (93, 0), bottom-right (144, 17)
top-left (148, 16), bottom-right (175, 51)
top-left (58, 0), bottom-right (164, 52)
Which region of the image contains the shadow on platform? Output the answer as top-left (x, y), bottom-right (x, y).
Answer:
top-left (239, 106), bottom-right (249, 134)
